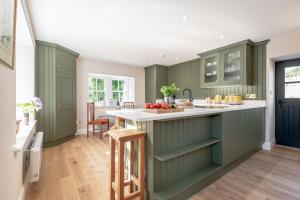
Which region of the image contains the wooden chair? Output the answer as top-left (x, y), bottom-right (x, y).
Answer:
top-left (123, 102), bottom-right (135, 109)
top-left (87, 102), bottom-right (109, 138)
top-left (109, 129), bottom-right (145, 200)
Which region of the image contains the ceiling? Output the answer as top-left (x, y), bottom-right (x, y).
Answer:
top-left (27, 0), bottom-right (300, 67)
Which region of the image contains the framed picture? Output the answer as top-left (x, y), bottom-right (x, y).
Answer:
top-left (0, 0), bottom-right (17, 69)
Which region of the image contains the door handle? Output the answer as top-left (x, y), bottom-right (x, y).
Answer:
top-left (278, 100), bottom-right (285, 108)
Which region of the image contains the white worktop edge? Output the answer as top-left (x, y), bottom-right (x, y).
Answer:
top-left (106, 100), bottom-right (266, 122)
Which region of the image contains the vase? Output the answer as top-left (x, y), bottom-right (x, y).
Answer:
top-left (24, 113), bottom-right (29, 125)
top-left (164, 96), bottom-right (171, 104)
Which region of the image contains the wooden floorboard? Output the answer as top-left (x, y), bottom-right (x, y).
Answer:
top-left (26, 136), bottom-right (300, 200)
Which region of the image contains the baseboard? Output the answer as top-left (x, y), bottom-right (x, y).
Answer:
top-left (262, 139), bottom-right (276, 150)
top-left (76, 129), bottom-right (86, 135)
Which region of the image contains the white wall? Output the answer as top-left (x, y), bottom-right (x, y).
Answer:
top-left (16, 45), bottom-right (35, 103)
top-left (265, 27), bottom-right (300, 150)
top-left (0, 1), bottom-right (36, 199)
top-left (0, 63), bottom-right (18, 200)
top-left (77, 57), bottom-right (145, 130)
top-left (16, 45), bottom-right (35, 119)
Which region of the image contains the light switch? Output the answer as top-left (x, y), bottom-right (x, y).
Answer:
top-left (246, 94), bottom-right (256, 99)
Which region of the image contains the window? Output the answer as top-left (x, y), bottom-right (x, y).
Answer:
top-left (112, 80), bottom-right (124, 100)
top-left (285, 66), bottom-right (300, 98)
top-left (88, 77), bottom-right (105, 102)
top-left (88, 74), bottom-right (135, 106)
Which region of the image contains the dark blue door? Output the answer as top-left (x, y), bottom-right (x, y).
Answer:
top-left (276, 59), bottom-right (300, 148)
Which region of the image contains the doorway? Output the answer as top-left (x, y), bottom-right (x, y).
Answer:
top-left (275, 58), bottom-right (300, 148)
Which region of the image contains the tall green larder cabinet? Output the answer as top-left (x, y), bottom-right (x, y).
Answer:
top-left (35, 41), bottom-right (79, 147)
top-left (145, 65), bottom-right (168, 103)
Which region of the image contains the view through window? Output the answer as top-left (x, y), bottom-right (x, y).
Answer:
top-left (89, 77), bottom-right (105, 102)
top-left (285, 66), bottom-right (300, 98)
top-left (88, 74), bottom-right (135, 106)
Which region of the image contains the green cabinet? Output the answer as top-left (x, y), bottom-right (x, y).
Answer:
top-left (145, 65), bottom-right (168, 103)
top-left (200, 53), bottom-right (221, 87)
top-left (200, 40), bottom-right (254, 88)
top-left (36, 41), bottom-right (79, 147)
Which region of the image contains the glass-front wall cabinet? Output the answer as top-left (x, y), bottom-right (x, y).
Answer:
top-left (200, 40), bottom-right (253, 88)
top-left (201, 54), bottom-right (220, 86)
top-left (223, 50), bottom-right (241, 82)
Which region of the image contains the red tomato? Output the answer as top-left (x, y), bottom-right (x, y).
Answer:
top-left (155, 103), bottom-right (161, 109)
top-left (144, 103), bottom-right (151, 109)
top-left (149, 104), bottom-right (155, 109)
top-left (161, 103), bottom-right (168, 109)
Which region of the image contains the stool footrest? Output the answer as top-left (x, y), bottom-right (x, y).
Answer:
top-left (125, 191), bottom-right (141, 200)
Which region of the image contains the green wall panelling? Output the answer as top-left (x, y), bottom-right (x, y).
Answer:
top-left (167, 58), bottom-right (202, 99)
top-left (146, 40), bottom-right (269, 100)
top-left (35, 40), bottom-right (79, 147)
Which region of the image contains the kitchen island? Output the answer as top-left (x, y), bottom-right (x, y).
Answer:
top-left (107, 101), bottom-right (266, 200)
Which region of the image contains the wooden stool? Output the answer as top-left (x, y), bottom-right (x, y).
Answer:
top-left (109, 129), bottom-right (145, 200)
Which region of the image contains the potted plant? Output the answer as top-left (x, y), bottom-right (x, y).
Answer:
top-left (17, 97), bottom-right (43, 125)
top-left (160, 83), bottom-right (180, 104)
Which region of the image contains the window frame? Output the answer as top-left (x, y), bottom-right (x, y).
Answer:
top-left (284, 66), bottom-right (300, 99)
top-left (88, 73), bottom-right (135, 106)
top-left (88, 76), bottom-right (105, 102)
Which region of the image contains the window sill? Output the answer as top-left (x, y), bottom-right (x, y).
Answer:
top-left (14, 120), bottom-right (36, 153)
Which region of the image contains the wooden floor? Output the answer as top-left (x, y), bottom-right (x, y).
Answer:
top-left (26, 135), bottom-right (300, 200)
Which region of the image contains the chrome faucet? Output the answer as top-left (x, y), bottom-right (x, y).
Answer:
top-left (182, 88), bottom-right (193, 102)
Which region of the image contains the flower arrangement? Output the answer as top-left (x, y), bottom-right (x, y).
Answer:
top-left (17, 97), bottom-right (43, 114)
top-left (17, 97), bottom-right (43, 125)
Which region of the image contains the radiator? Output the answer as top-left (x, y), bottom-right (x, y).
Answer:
top-left (30, 132), bottom-right (43, 183)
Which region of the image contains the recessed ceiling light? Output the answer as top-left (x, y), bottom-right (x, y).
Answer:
top-left (182, 15), bottom-right (188, 21)
top-left (219, 35), bottom-right (224, 39)
top-left (175, 57), bottom-right (179, 60)
top-left (203, 48), bottom-right (207, 51)
top-left (159, 54), bottom-right (166, 59)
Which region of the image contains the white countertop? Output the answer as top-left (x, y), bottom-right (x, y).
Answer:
top-left (106, 100), bottom-right (266, 122)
